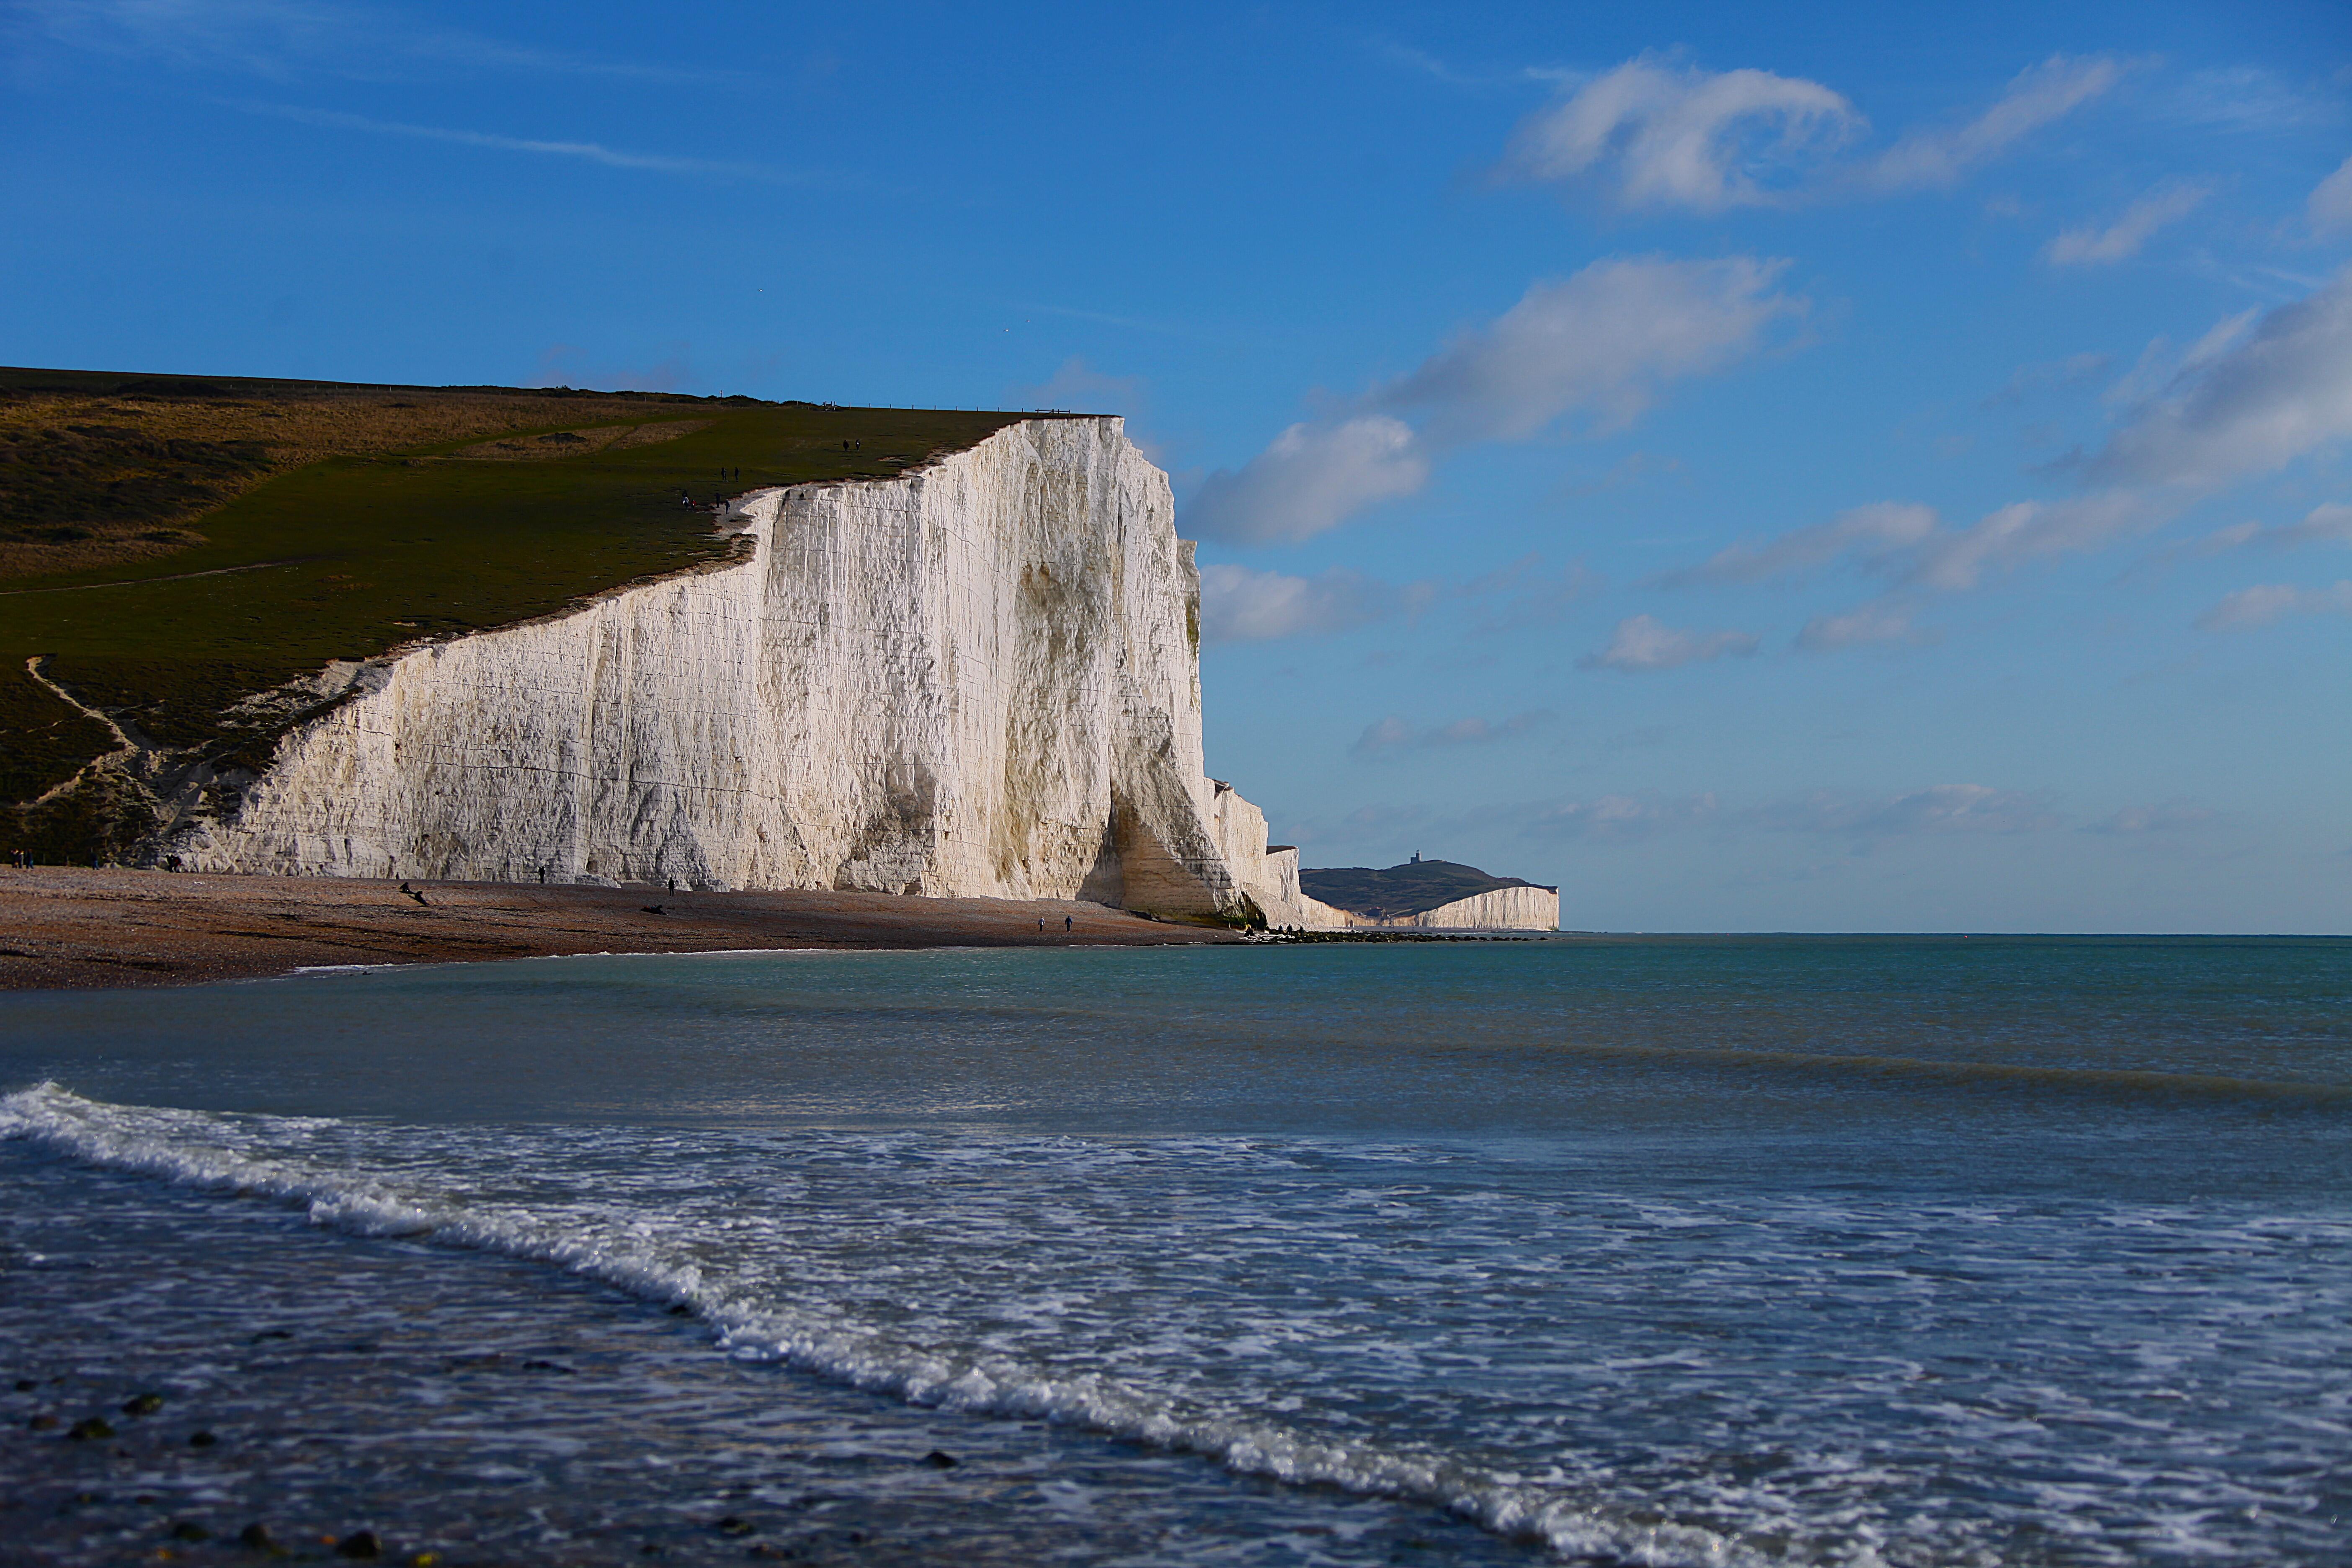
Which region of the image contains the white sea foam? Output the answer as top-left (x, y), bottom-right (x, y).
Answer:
top-left (8, 1075), bottom-right (2349, 1567)
top-left (0, 1083), bottom-right (1760, 1567)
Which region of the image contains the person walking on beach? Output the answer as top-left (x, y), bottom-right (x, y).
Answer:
top-left (1063, 914), bottom-right (1073, 933)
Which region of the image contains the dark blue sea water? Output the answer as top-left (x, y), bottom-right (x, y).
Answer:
top-left (3, 937), bottom-right (2348, 1565)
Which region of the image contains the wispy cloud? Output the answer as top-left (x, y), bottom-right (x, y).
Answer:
top-left (1661, 491), bottom-right (2161, 598)
top-left (2046, 182), bottom-right (2209, 266)
top-left (1904, 492), bottom-right (2161, 591)
top-left (1656, 501), bottom-right (1937, 587)
top-left (1187, 417), bottom-right (1428, 547)
top-left (1579, 614), bottom-right (1759, 673)
top-left (230, 101), bottom-right (782, 178)
top-left (1312, 791), bottom-right (1720, 846)
top-left (1188, 255), bottom-right (1800, 544)
top-left (1197, 564), bottom-right (1427, 643)
top-left (1498, 53), bottom-right (1858, 211)
top-left (2171, 65), bottom-right (2339, 135)
top-left (2195, 580), bottom-right (2352, 630)
top-left (1374, 256), bottom-right (1801, 446)
top-left (1498, 52), bottom-right (2125, 212)
top-left (1352, 710), bottom-right (1554, 758)
top-left (2079, 263), bottom-right (2352, 489)
top-left (1863, 54), bottom-right (2127, 192)
top-left (1512, 793), bottom-right (1718, 840)
top-left (1196, 552), bottom-right (1592, 644)
top-left (1749, 784), bottom-right (2063, 837)
top-left (2310, 153), bottom-right (2352, 235)
top-left (2188, 502), bottom-right (2352, 556)
top-left (1656, 267), bottom-right (2352, 649)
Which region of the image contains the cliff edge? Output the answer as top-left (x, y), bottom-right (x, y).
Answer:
top-left (149, 417), bottom-right (1316, 928)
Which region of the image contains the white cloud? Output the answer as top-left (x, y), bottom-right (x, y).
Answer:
top-left (2171, 66), bottom-right (2335, 135)
top-left (1185, 417), bottom-right (1428, 547)
top-left (1659, 501), bottom-right (1937, 586)
top-left (1512, 792), bottom-right (1718, 840)
top-left (1506, 52), bottom-right (2124, 210)
top-left (1795, 600), bottom-right (1924, 650)
top-left (1866, 55), bottom-right (2125, 191)
top-left (1187, 256), bottom-right (1800, 544)
top-left (1197, 563), bottom-right (1410, 642)
top-left (1751, 784), bottom-right (2062, 836)
top-left (1502, 55), bottom-right (1857, 211)
top-left (1197, 552), bottom-right (1603, 643)
top-left (2086, 265), bottom-right (2352, 488)
top-left (1905, 491), bottom-right (2157, 591)
top-left (2100, 309), bottom-right (2259, 412)
top-left (1378, 256), bottom-right (1802, 446)
top-left (1579, 614), bottom-right (1759, 673)
top-left (1352, 711), bottom-right (1553, 758)
top-left (2309, 153), bottom-right (2352, 233)
top-left (1662, 491), bottom-right (2159, 604)
top-left (2045, 183), bottom-right (2209, 266)
top-left (2193, 502), bottom-right (2352, 555)
top-left (2195, 580), bottom-right (2352, 630)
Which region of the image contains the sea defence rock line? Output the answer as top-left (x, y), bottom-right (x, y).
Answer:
top-left (154, 418), bottom-right (1331, 928)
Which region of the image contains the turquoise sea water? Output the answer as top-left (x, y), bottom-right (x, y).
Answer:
top-left (3, 936), bottom-right (2348, 1564)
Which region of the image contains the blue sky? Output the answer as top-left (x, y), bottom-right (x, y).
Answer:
top-left (5, 1), bottom-right (2349, 931)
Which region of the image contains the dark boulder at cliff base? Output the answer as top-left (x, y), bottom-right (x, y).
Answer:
top-left (1298, 859), bottom-right (1554, 921)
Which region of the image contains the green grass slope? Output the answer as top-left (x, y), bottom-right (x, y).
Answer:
top-left (0, 368), bottom-right (1046, 861)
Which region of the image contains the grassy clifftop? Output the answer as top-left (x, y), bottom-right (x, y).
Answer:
top-left (0, 366), bottom-right (1040, 861)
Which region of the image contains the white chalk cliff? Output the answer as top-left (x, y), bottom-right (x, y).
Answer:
top-left (162, 417), bottom-right (1336, 927)
top-left (1336, 885), bottom-right (1559, 931)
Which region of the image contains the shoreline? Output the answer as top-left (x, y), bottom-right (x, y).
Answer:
top-left (0, 868), bottom-right (1238, 992)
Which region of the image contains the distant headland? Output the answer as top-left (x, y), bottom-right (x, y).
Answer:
top-left (1298, 856), bottom-right (1559, 931)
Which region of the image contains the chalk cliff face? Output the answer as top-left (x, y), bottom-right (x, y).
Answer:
top-left (161, 418), bottom-right (1319, 926)
top-left (1340, 886), bottom-right (1559, 931)
top-left (1208, 781), bottom-right (1349, 930)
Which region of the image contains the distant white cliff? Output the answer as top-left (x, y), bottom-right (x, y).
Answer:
top-left (1295, 858), bottom-right (1559, 932)
top-left (162, 417), bottom-right (1332, 927)
top-left (1341, 886), bottom-right (1559, 931)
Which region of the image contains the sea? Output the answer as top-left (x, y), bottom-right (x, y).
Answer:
top-left (2, 935), bottom-right (2347, 1567)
